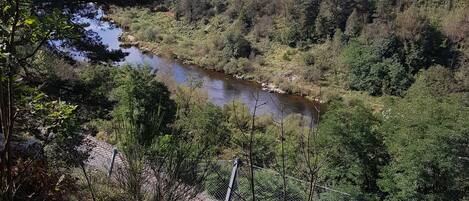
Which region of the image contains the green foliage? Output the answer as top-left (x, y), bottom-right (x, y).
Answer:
top-left (24, 91), bottom-right (88, 168)
top-left (10, 1), bottom-right (467, 199)
top-left (174, 102), bottom-right (231, 155)
top-left (223, 101), bottom-right (252, 131)
top-left (395, 7), bottom-right (455, 72)
top-left (378, 80), bottom-right (469, 200)
top-left (232, 131), bottom-right (277, 166)
top-left (344, 39), bottom-right (413, 96)
top-left (316, 99), bottom-right (387, 200)
top-left (279, 21), bottom-right (302, 47)
top-left (345, 9), bottom-right (364, 37)
top-left (237, 170), bottom-right (309, 201)
top-left (302, 52), bottom-right (315, 66)
top-left (315, 0), bottom-right (360, 39)
top-left (417, 65), bottom-right (457, 96)
top-left (204, 164), bottom-right (232, 199)
top-left (271, 114), bottom-right (313, 176)
top-left (223, 58), bottom-right (251, 75)
top-left (79, 65), bottom-right (118, 99)
top-left (111, 65), bottom-right (176, 150)
top-left (136, 26), bottom-right (161, 42)
top-left (221, 31), bottom-right (252, 59)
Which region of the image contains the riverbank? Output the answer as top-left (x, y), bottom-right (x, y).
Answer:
top-left (105, 5), bottom-right (385, 110)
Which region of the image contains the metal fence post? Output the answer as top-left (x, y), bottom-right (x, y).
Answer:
top-left (108, 148), bottom-right (118, 177)
top-left (225, 158), bottom-right (240, 201)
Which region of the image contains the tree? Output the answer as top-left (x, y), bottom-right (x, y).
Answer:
top-left (345, 9), bottom-right (363, 37)
top-left (0, 1), bottom-right (77, 199)
top-left (314, 0), bottom-right (362, 39)
top-left (316, 99), bottom-right (387, 200)
top-left (147, 79), bottom-right (230, 201)
top-left (175, 0), bottom-right (213, 23)
top-left (5, 87), bottom-right (90, 200)
top-left (282, 0), bottom-right (321, 43)
top-left (344, 39), bottom-right (413, 96)
top-left (110, 66), bottom-right (176, 200)
top-left (378, 73), bottom-right (469, 200)
top-left (278, 21), bottom-right (302, 47)
top-left (111, 66), bottom-right (176, 149)
top-left (221, 31), bottom-right (252, 59)
top-left (395, 7), bottom-right (455, 72)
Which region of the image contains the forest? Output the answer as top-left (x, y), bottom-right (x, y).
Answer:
top-left (1, 0), bottom-right (468, 201)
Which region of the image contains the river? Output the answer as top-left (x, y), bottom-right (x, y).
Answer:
top-left (74, 4), bottom-right (320, 120)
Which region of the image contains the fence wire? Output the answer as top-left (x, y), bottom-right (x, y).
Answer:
top-left (202, 161), bottom-right (350, 201)
top-left (86, 138), bottom-right (350, 201)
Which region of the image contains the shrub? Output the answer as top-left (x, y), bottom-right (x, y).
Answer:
top-left (162, 34), bottom-right (177, 44)
top-left (304, 64), bottom-right (322, 84)
top-left (302, 52), bottom-right (315, 66)
top-left (223, 58), bottom-right (251, 75)
top-left (221, 31), bottom-right (252, 59)
top-left (413, 65), bottom-right (457, 97)
top-left (282, 52), bottom-right (291, 61)
top-left (136, 26), bottom-right (161, 42)
top-left (278, 21), bottom-right (302, 47)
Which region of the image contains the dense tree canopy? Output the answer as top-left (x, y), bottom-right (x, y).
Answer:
top-left (316, 100), bottom-right (387, 200)
top-left (379, 73), bottom-right (469, 201)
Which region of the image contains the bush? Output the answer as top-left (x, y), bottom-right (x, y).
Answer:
top-left (162, 34), bottom-right (177, 44)
top-left (278, 21), bottom-right (302, 47)
top-left (412, 65), bottom-right (457, 97)
top-left (302, 52), bottom-right (315, 66)
top-left (136, 26), bottom-right (162, 42)
top-left (316, 100), bottom-right (386, 200)
top-left (223, 58), bottom-right (251, 75)
top-left (221, 31), bottom-right (252, 59)
top-left (304, 64), bottom-right (322, 84)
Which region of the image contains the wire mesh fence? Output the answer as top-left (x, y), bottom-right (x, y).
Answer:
top-left (202, 160), bottom-right (351, 201)
top-left (85, 138), bottom-right (350, 201)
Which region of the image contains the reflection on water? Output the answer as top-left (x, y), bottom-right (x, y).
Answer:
top-left (77, 4), bottom-right (320, 120)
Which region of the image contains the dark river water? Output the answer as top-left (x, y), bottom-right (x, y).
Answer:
top-left (75, 4), bottom-right (319, 120)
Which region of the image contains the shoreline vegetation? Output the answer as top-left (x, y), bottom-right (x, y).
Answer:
top-left (105, 5), bottom-right (387, 109)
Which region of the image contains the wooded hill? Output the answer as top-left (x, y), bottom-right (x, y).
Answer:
top-left (109, 0), bottom-right (468, 103)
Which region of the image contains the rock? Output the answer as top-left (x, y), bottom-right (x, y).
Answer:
top-left (313, 97), bottom-right (327, 104)
top-left (141, 48), bottom-right (151, 54)
top-left (261, 83), bottom-right (286, 94)
top-left (234, 74), bottom-right (245, 80)
top-left (290, 75), bottom-right (300, 82)
top-left (127, 35), bottom-right (136, 42)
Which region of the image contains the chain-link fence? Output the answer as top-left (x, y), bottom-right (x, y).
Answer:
top-left (202, 160), bottom-right (351, 201)
top-left (85, 139), bottom-right (350, 201)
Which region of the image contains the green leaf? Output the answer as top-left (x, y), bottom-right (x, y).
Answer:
top-left (24, 17), bottom-right (36, 26)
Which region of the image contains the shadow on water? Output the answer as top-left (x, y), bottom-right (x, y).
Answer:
top-left (75, 3), bottom-right (321, 121)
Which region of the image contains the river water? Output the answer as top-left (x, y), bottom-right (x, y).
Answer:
top-left (75, 5), bottom-right (319, 120)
